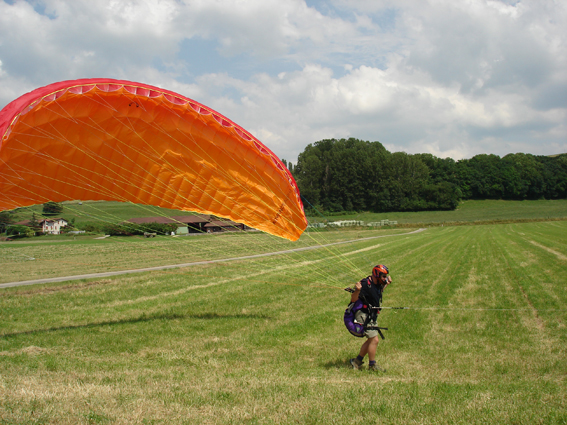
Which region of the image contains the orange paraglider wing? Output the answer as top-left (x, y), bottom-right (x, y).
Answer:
top-left (0, 79), bottom-right (307, 241)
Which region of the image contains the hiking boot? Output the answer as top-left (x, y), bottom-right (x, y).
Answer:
top-left (350, 358), bottom-right (363, 370)
top-left (368, 363), bottom-right (386, 372)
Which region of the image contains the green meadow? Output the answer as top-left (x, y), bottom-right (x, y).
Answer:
top-left (1, 219), bottom-right (566, 424)
top-left (314, 199), bottom-right (567, 225)
top-left (0, 228), bottom-right (411, 284)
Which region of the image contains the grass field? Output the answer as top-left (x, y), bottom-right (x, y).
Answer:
top-left (0, 228), bottom-right (411, 284)
top-left (2, 198), bottom-right (565, 285)
top-left (1, 220), bottom-right (566, 424)
top-left (312, 199), bottom-right (567, 225)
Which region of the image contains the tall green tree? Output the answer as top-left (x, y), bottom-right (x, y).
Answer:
top-left (380, 152), bottom-right (430, 211)
top-left (294, 138), bottom-right (565, 214)
top-left (294, 144), bottom-right (325, 208)
top-left (453, 153), bottom-right (566, 201)
top-left (295, 138), bottom-right (389, 212)
top-left (0, 211), bottom-right (14, 233)
top-left (501, 153), bottom-right (544, 199)
top-left (29, 212), bottom-right (42, 233)
top-left (460, 154), bottom-right (504, 199)
top-left (42, 201), bottom-right (63, 216)
top-left (540, 155), bottom-right (567, 199)
top-left (414, 154), bottom-right (458, 184)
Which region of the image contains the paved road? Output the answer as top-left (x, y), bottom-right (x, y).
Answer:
top-left (0, 228), bottom-right (426, 289)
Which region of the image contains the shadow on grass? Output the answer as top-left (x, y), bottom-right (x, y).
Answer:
top-left (323, 358), bottom-right (352, 370)
top-left (0, 311), bottom-right (272, 338)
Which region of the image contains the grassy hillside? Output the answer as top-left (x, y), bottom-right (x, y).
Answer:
top-left (7, 199), bottom-right (567, 228)
top-left (9, 201), bottom-right (206, 227)
top-left (1, 221), bottom-right (566, 424)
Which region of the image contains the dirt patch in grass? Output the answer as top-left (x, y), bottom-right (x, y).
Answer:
top-left (0, 279), bottom-right (115, 297)
top-left (518, 286), bottom-right (546, 331)
top-left (527, 240), bottom-right (567, 261)
top-left (0, 345), bottom-right (50, 356)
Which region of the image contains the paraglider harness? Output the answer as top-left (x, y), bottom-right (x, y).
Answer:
top-left (344, 277), bottom-right (388, 339)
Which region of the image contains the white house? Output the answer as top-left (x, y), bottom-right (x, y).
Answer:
top-left (39, 218), bottom-right (68, 235)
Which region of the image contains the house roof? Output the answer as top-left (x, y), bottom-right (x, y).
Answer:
top-left (39, 218), bottom-right (67, 224)
top-left (204, 220), bottom-right (241, 228)
top-left (172, 215), bottom-right (211, 224)
top-left (126, 214), bottom-right (211, 225)
top-left (13, 218), bottom-right (67, 226)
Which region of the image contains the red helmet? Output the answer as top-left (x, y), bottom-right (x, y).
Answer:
top-left (372, 264), bottom-right (389, 278)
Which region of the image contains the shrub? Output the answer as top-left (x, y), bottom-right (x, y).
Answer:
top-left (6, 225), bottom-right (35, 238)
top-left (101, 223), bottom-right (137, 236)
top-left (100, 222), bottom-right (178, 236)
top-left (138, 222), bottom-right (178, 235)
top-left (77, 222), bottom-right (105, 233)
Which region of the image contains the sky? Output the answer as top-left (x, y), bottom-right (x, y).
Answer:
top-left (0, 0), bottom-right (565, 164)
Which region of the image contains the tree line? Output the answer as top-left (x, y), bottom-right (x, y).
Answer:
top-left (1, 138), bottom-right (565, 232)
top-left (290, 138), bottom-right (567, 214)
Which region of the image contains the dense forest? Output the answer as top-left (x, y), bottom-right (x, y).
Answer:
top-left (288, 138), bottom-right (567, 214)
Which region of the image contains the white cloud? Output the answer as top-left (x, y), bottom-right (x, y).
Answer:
top-left (0, 0), bottom-right (565, 162)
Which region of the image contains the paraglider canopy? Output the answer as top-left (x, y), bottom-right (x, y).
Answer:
top-left (0, 78), bottom-right (307, 241)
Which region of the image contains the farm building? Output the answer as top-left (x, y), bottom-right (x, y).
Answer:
top-left (14, 218), bottom-right (68, 235)
top-left (126, 215), bottom-right (210, 233)
top-left (126, 215), bottom-right (246, 234)
top-left (204, 220), bottom-right (245, 233)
